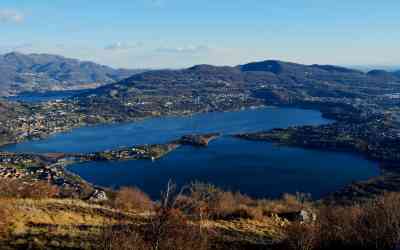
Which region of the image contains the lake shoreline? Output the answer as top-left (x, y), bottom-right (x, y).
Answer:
top-left (1, 105), bottom-right (383, 202)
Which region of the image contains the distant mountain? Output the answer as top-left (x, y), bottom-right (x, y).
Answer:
top-left (240, 60), bottom-right (363, 75)
top-left (0, 52), bottom-right (147, 96)
top-left (367, 69), bottom-right (398, 80)
top-left (82, 60), bottom-right (400, 100)
top-left (74, 59), bottom-right (400, 119)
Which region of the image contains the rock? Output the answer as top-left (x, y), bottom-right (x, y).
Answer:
top-left (179, 133), bottom-right (220, 147)
top-left (89, 189), bottom-right (108, 202)
top-left (277, 210), bottom-right (316, 223)
top-left (50, 240), bottom-right (61, 247)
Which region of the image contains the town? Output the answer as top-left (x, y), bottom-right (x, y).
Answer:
top-left (0, 133), bottom-right (224, 199)
top-left (1, 60), bottom-right (400, 204)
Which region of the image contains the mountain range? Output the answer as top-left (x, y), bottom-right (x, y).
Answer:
top-left (70, 59), bottom-right (400, 121)
top-left (2, 52), bottom-right (400, 108)
top-left (0, 52), bottom-right (147, 96)
top-left (82, 59), bottom-right (400, 100)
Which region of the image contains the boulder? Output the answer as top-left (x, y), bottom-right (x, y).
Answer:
top-left (89, 189), bottom-right (108, 202)
top-left (277, 210), bottom-right (316, 222)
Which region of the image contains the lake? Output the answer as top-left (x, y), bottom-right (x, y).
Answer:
top-left (2, 107), bottom-right (380, 199)
top-left (7, 90), bottom-right (89, 103)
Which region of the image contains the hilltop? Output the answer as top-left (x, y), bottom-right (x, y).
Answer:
top-left (70, 59), bottom-right (400, 120)
top-left (0, 52), bottom-right (147, 96)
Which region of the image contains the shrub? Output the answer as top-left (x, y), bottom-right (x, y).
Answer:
top-left (216, 207), bottom-right (255, 220)
top-left (233, 192), bottom-right (255, 206)
top-left (100, 225), bottom-right (148, 250)
top-left (184, 182), bottom-right (260, 220)
top-left (0, 179), bottom-right (59, 199)
top-left (0, 200), bottom-right (11, 237)
top-left (318, 205), bottom-right (364, 249)
top-left (114, 187), bottom-right (154, 212)
top-left (284, 222), bottom-right (320, 250)
top-left (180, 182), bottom-right (271, 221)
top-left (284, 193), bottom-right (400, 250)
top-left (145, 207), bottom-right (209, 250)
top-left (360, 193), bottom-right (400, 249)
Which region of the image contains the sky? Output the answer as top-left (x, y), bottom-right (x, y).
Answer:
top-left (0, 0), bottom-right (399, 69)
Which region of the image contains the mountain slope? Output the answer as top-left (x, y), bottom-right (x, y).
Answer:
top-left (0, 99), bottom-right (30, 145)
top-left (80, 59), bottom-right (400, 100)
top-left (0, 52), bottom-right (146, 96)
top-left (393, 70), bottom-right (400, 77)
top-left (70, 60), bottom-right (400, 122)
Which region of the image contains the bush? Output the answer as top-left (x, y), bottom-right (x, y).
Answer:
top-left (183, 182), bottom-right (261, 220)
top-left (0, 200), bottom-right (11, 237)
top-left (284, 222), bottom-right (319, 250)
top-left (216, 207), bottom-right (255, 220)
top-left (114, 187), bottom-right (154, 212)
top-left (145, 208), bottom-right (209, 250)
top-left (100, 225), bottom-right (148, 250)
top-left (0, 179), bottom-right (59, 199)
top-left (103, 181), bottom-right (210, 250)
top-left (283, 192), bottom-right (400, 250)
top-left (360, 193), bottom-right (400, 249)
top-left (318, 205), bottom-right (364, 249)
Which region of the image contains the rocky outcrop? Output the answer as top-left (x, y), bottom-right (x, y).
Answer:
top-left (179, 133), bottom-right (221, 147)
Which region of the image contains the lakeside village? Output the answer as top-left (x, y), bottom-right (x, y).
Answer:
top-left (2, 91), bottom-right (259, 145)
top-left (0, 133), bottom-right (220, 200)
top-left (1, 76), bottom-right (400, 202)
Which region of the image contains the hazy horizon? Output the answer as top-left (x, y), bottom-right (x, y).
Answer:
top-left (1, 0), bottom-right (400, 69)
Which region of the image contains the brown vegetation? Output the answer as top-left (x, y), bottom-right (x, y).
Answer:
top-left (101, 181), bottom-right (209, 250)
top-left (3, 178), bottom-right (400, 250)
top-left (113, 187), bottom-right (154, 212)
top-left (0, 179), bottom-right (59, 199)
top-left (177, 182), bottom-right (307, 222)
top-left (283, 192), bottom-right (400, 250)
top-left (0, 201), bottom-right (11, 237)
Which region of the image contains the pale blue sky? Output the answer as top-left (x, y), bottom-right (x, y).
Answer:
top-left (1, 0), bottom-right (399, 68)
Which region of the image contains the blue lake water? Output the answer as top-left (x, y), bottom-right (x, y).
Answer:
top-left (2, 107), bottom-right (380, 199)
top-left (7, 90), bottom-right (89, 103)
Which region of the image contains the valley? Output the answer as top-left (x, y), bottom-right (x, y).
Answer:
top-left (1, 58), bottom-right (400, 202)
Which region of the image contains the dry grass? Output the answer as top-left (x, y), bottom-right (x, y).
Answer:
top-left (5, 199), bottom-right (111, 234)
top-left (0, 200), bottom-right (12, 237)
top-left (0, 179), bottom-right (59, 199)
top-left (0, 198), bottom-right (149, 249)
top-left (6, 181), bottom-right (400, 250)
top-left (179, 183), bottom-right (310, 223)
top-left (259, 193), bottom-right (311, 215)
top-left (113, 187), bottom-right (154, 212)
top-left (283, 192), bottom-right (400, 250)
top-left (208, 216), bottom-right (287, 246)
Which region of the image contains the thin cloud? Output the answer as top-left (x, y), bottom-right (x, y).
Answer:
top-left (0, 43), bottom-right (33, 53)
top-left (156, 45), bottom-right (211, 54)
top-left (13, 43), bottom-right (33, 50)
top-left (104, 42), bottom-right (142, 51)
top-left (146, 0), bottom-right (164, 7)
top-left (0, 9), bottom-right (24, 23)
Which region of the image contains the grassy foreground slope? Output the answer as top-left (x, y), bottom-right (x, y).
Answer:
top-left (2, 180), bottom-right (400, 250)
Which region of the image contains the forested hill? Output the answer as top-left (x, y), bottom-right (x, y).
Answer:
top-left (0, 52), bottom-right (146, 96)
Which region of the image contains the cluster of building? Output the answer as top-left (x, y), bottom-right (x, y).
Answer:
top-left (0, 152), bottom-right (87, 194)
top-left (92, 147), bottom-right (148, 161)
top-left (32, 165), bottom-right (66, 185)
top-left (3, 101), bottom-right (87, 142)
top-left (0, 166), bottom-right (26, 179)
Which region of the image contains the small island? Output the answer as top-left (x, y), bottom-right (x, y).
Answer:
top-left (0, 133), bottom-right (224, 198)
top-left (178, 133), bottom-right (221, 147)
